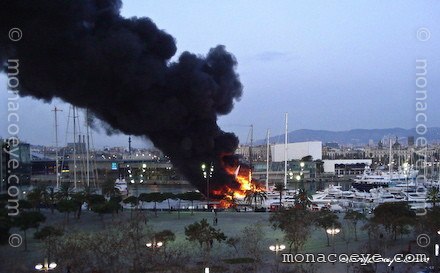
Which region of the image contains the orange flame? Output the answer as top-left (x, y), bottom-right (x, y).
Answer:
top-left (210, 154), bottom-right (266, 208)
top-left (223, 164), bottom-right (264, 199)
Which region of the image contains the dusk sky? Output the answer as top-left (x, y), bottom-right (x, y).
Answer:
top-left (1, 0), bottom-right (439, 148)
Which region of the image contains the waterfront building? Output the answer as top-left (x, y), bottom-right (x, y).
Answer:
top-left (323, 159), bottom-right (372, 176)
top-left (0, 138), bottom-right (31, 191)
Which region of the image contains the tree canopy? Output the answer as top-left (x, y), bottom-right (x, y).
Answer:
top-left (185, 218), bottom-right (226, 252)
top-left (371, 202), bottom-right (416, 240)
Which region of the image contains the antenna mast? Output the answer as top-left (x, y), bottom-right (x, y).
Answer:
top-left (73, 106), bottom-right (77, 189)
top-left (284, 113), bottom-right (288, 187)
top-left (266, 129), bottom-right (270, 191)
top-left (52, 106), bottom-right (62, 189)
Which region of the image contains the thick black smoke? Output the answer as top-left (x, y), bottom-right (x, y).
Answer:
top-left (0, 0), bottom-right (243, 193)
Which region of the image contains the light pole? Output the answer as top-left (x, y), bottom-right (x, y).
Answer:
top-left (146, 239), bottom-right (163, 250)
top-left (293, 162), bottom-right (305, 184)
top-left (202, 163), bottom-right (214, 210)
top-left (35, 258), bottom-right (57, 272)
top-left (403, 162), bottom-right (409, 202)
top-left (269, 239), bottom-right (286, 272)
top-left (326, 226), bottom-right (341, 262)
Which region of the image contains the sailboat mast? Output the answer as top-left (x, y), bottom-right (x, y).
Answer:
top-left (284, 113), bottom-right (288, 187)
top-left (266, 129), bottom-right (270, 191)
top-left (389, 137), bottom-right (392, 181)
top-left (73, 106), bottom-right (77, 189)
top-left (85, 109), bottom-right (90, 187)
top-left (52, 107), bottom-right (62, 189)
top-left (249, 124), bottom-right (253, 171)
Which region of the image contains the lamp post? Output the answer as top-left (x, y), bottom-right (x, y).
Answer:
top-left (293, 162), bottom-right (305, 185)
top-left (269, 239), bottom-right (286, 272)
top-left (202, 163), bottom-right (214, 210)
top-left (35, 258), bottom-right (57, 272)
top-left (403, 162), bottom-right (409, 202)
top-left (146, 239), bottom-right (163, 250)
top-left (326, 226), bottom-right (341, 260)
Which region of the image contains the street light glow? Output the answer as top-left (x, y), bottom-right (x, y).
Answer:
top-left (35, 258), bottom-right (57, 272)
top-left (326, 228), bottom-right (341, 235)
top-left (269, 242), bottom-right (286, 252)
top-left (146, 240), bottom-right (163, 249)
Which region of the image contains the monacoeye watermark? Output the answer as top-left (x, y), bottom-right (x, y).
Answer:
top-left (5, 27), bottom-right (23, 247)
top-left (414, 58), bottom-right (427, 190)
top-left (414, 26), bottom-right (430, 204)
top-left (281, 252), bottom-right (430, 267)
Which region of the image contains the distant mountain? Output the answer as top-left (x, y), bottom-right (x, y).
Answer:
top-left (255, 127), bottom-right (440, 146)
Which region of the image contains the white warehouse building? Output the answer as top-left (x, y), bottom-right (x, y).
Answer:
top-left (271, 141), bottom-right (322, 162)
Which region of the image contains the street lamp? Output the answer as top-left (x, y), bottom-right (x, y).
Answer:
top-left (269, 239), bottom-right (286, 272)
top-left (326, 226), bottom-right (341, 255)
top-left (300, 162), bottom-right (305, 182)
top-left (201, 163), bottom-right (214, 210)
top-left (269, 240), bottom-right (286, 253)
top-left (288, 171), bottom-right (294, 180)
top-left (146, 240), bottom-right (163, 250)
top-left (35, 258), bottom-right (57, 272)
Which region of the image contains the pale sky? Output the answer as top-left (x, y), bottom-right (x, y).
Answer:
top-left (1, 0), bottom-right (439, 148)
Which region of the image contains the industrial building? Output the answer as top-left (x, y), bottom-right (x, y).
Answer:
top-left (323, 159), bottom-right (372, 176)
top-left (0, 139), bottom-right (32, 191)
top-left (271, 141), bottom-right (322, 162)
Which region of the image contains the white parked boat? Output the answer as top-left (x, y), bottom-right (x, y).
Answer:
top-left (353, 165), bottom-right (419, 192)
top-left (115, 178), bottom-right (128, 194)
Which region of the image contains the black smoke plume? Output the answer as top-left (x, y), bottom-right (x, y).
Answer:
top-left (0, 0), bottom-right (243, 193)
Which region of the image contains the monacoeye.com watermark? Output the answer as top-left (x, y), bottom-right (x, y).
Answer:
top-left (281, 253), bottom-right (430, 267)
top-left (414, 27), bottom-right (430, 209)
top-left (5, 27), bottom-right (23, 248)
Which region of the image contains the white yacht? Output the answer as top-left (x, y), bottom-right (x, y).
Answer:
top-left (115, 178), bottom-right (128, 194)
top-left (353, 166), bottom-right (419, 192)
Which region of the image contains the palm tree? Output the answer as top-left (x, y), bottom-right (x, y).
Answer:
top-left (57, 182), bottom-right (73, 200)
top-left (102, 177), bottom-right (119, 197)
top-left (244, 189), bottom-right (267, 210)
top-left (427, 187), bottom-right (440, 207)
top-left (274, 182), bottom-right (285, 211)
top-left (43, 187), bottom-right (57, 214)
top-left (27, 186), bottom-right (46, 211)
top-left (70, 191), bottom-right (87, 219)
top-left (295, 188), bottom-right (311, 209)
